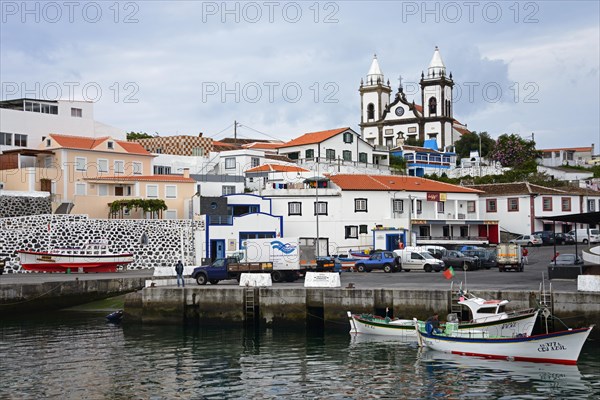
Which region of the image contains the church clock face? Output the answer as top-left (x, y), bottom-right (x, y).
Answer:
top-left (395, 107), bottom-right (404, 117)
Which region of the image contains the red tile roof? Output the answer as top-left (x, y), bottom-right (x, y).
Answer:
top-left (328, 174), bottom-right (481, 193)
top-left (84, 174), bottom-right (195, 183)
top-left (48, 134), bottom-right (151, 155)
top-left (245, 164), bottom-right (310, 173)
top-left (466, 182), bottom-right (566, 196)
top-left (242, 142), bottom-right (283, 150)
top-left (277, 127), bottom-right (350, 148)
top-left (453, 125), bottom-right (471, 136)
top-left (540, 147), bottom-right (593, 153)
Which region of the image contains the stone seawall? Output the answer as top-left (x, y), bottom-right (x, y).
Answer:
top-left (0, 276), bottom-right (146, 314)
top-left (125, 287), bottom-right (600, 338)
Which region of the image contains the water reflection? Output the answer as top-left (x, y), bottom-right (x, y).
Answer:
top-left (0, 312), bottom-right (599, 399)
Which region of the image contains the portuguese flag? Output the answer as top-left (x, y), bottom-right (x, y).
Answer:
top-left (443, 266), bottom-right (455, 280)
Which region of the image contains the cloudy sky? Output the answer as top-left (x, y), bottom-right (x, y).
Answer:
top-left (1, 1), bottom-right (598, 150)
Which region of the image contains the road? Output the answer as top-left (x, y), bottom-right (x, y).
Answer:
top-left (0, 244), bottom-right (590, 292)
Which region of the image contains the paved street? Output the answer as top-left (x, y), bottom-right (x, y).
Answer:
top-left (1, 244), bottom-right (592, 292)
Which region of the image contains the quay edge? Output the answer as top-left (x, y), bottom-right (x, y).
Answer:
top-left (124, 287), bottom-right (600, 339)
top-left (0, 276), bottom-right (146, 315)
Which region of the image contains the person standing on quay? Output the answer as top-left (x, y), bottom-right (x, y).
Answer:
top-left (175, 260), bottom-right (185, 287)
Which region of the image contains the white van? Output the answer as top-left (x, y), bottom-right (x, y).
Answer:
top-left (567, 229), bottom-right (600, 244)
top-left (393, 249), bottom-right (445, 272)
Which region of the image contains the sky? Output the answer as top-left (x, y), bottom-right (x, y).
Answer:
top-left (1, 1), bottom-right (599, 151)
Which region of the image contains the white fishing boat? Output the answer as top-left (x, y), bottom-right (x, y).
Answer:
top-left (454, 290), bottom-right (539, 337)
top-left (348, 292), bottom-right (539, 338)
top-left (414, 319), bottom-right (593, 365)
top-left (18, 240), bottom-right (134, 273)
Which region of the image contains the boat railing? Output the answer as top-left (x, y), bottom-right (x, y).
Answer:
top-left (470, 308), bottom-right (538, 323)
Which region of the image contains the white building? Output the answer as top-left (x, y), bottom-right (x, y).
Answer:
top-left (0, 98), bottom-right (125, 153)
top-left (261, 174), bottom-right (496, 254)
top-left (539, 146), bottom-right (595, 167)
top-left (359, 47), bottom-right (462, 151)
top-left (276, 127), bottom-right (390, 174)
top-left (468, 182), bottom-right (600, 235)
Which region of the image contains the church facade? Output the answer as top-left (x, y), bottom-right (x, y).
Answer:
top-left (359, 47), bottom-right (463, 151)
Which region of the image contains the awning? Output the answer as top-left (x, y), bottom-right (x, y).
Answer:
top-left (536, 212), bottom-right (600, 225)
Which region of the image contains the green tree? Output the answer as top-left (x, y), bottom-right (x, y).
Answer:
top-left (404, 136), bottom-right (424, 147)
top-left (488, 134), bottom-right (541, 172)
top-left (454, 131), bottom-right (495, 159)
top-left (389, 155), bottom-right (407, 175)
top-left (127, 131), bottom-right (153, 141)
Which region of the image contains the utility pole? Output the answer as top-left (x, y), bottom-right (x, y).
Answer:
top-left (234, 120), bottom-right (237, 145)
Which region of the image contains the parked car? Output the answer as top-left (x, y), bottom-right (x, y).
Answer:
top-left (531, 231), bottom-right (555, 246)
top-left (462, 248), bottom-right (497, 270)
top-left (567, 229), bottom-right (600, 244)
top-left (550, 254), bottom-right (583, 265)
top-left (354, 251), bottom-right (398, 273)
top-left (510, 234), bottom-right (543, 247)
top-left (554, 233), bottom-right (575, 245)
top-left (439, 249), bottom-right (480, 271)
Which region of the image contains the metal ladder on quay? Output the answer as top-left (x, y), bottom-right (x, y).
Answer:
top-left (244, 287), bottom-right (257, 323)
top-left (538, 274), bottom-right (555, 332)
top-left (448, 281), bottom-right (463, 318)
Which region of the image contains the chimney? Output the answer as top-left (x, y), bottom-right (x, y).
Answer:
top-left (183, 168), bottom-right (190, 178)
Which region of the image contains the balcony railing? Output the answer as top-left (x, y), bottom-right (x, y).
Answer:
top-left (207, 215), bottom-right (233, 225)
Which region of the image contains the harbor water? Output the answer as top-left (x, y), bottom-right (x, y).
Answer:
top-left (1, 310), bottom-right (599, 399)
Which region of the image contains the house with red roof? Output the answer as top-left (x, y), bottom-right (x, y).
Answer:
top-left (276, 127), bottom-right (389, 173)
top-left (260, 173), bottom-right (498, 253)
top-left (539, 146), bottom-right (594, 168)
top-left (0, 133), bottom-right (197, 219)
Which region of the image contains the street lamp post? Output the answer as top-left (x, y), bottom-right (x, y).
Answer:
top-left (315, 158), bottom-right (320, 258)
top-left (407, 194), bottom-right (413, 247)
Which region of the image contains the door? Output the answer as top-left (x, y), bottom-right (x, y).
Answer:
top-left (210, 239), bottom-right (225, 261)
top-left (386, 234), bottom-right (400, 251)
top-left (40, 179), bottom-right (52, 193)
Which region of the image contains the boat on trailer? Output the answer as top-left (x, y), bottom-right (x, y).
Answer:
top-left (18, 241), bottom-right (134, 273)
top-left (414, 319), bottom-right (593, 365)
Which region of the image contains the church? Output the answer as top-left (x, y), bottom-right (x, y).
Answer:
top-left (359, 47), bottom-right (469, 152)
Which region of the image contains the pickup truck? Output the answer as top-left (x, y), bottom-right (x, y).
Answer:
top-left (354, 251), bottom-right (398, 273)
top-left (191, 257), bottom-right (275, 285)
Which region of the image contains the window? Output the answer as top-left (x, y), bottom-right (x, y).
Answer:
top-left (460, 226), bottom-right (469, 237)
top-left (326, 149), bottom-right (335, 160)
top-left (359, 152), bottom-right (368, 163)
top-left (14, 134), bottom-right (27, 147)
top-left (75, 157), bottom-right (86, 171)
top-left (154, 165), bottom-right (171, 175)
top-left (146, 185), bottom-right (158, 198)
top-left (75, 183), bottom-right (86, 196)
top-left (345, 226), bottom-right (358, 239)
top-left (165, 185), bottom-right (177, 199)
top-left (222, 186), bottom-right (235, 195)
top-left (107, 141), bottom-right (114, 149)
top-left (486, 199), bottom-right (497, 213)
top-left (467, 201), bottom-right (476, 213)
top-left (343, 150), bottom-right (352, 161)
top-left (367, 103), bottom-right (375, 120)
top-left (314, 201), bottom-right (327, 215)
top-left (98, 159), bottom-right (108, 173)
top-left (343, 132), bottom-right (353, 143)
top-left (165, 210), bottom-right (177, 219)
top-left (542, 197), bottom-right (552, 212)
top-left (114, 160), bottom-right (124, 174)
top-left (355, 198), bottom-right (367, 212)
top-left (192, 147), bottom-right (204, 156)
top-left (305, 149), bottom-right (314, 159)
top-left (393, 199), bottom-right (404, 213)
top-left (251, 157), bottom-right (260, 168)
top-left (428, 97), bottom-right (437, 115)
top-left (0, 132), bottom-right (12, 146)
top-left (437, 202), bottom-right (444, 213)
top-left (408, 127), bottom-right (417, 133)
top-left (98, 184), bottom-right (108, 196)
top-left (133, 162), bottom-right (142, 175)
top-left (508, 198), bottom-right (519, 212)
top-left (288, 202), bottom-right (302, 216)
top-left (589, 199), bottom-right (596, 212)
top-left (71, 107), bottom-right (82, 118)
top-left (561, 197), bottom-right (571, 211)
top-left (359, 225), bottom-right (368, 234)
top-left (416, 200), bottom-right (422, 214)
top-left (225, 157), bottom-right (236, 169)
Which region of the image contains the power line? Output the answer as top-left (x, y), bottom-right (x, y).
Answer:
top-left (207, 123), bottom-right (234, 139)
top-left (237, 123), bottom-right (282, 142)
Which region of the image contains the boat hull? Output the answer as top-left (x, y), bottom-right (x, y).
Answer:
top-left (418, 327), bottom-right (593, 365)
top-left (348, 310), bottom-right (538, 338)
top-left (18, 251), bottom-right (134, 273)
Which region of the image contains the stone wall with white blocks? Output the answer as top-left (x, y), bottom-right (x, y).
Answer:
top-left (0, 214), bottom-right (201, 273)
